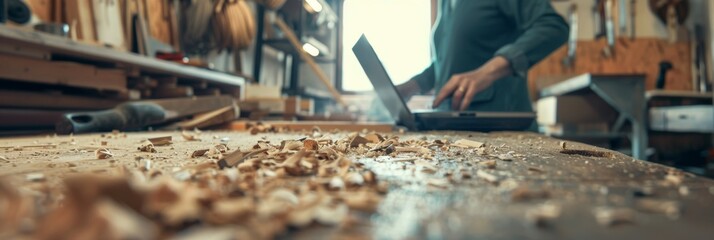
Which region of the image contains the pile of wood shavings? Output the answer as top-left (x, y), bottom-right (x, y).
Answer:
top-left (0, 131), bottom-right (433, 240)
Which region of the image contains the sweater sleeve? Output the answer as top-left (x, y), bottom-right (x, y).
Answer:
top-left (411, 63), bottom-right (436, 93)
top-left (495, 0), bottom-right (569, 78)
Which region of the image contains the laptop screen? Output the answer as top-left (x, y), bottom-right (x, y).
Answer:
top-left (352, 34), bottom-right (417, 129)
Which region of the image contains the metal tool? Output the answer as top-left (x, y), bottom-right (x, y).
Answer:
top-left (656, 61), bottom-right (673, 89)
top-left (630, 0), bottom-right (636, 38)
top-left (562, 4), bottom-right (579, 68)
top-left (602, 0), bottom-right (616, 57)
top-left (619, 0), bottom-right (628, 35)
top-left (649, 0), bottom-right (689, 43)
top-left (693, 25), bottom-right (709, 92)
top-left (593, 0), bottom-right (604, 38)
top-left (56, 96), bottom-right (235, 134)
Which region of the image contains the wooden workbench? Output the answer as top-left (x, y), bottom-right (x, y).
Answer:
top-left (1, 131), bottom-right (713, 239)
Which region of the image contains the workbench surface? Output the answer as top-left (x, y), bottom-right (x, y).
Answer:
top-left (1, 131), bottom-right (713, 239)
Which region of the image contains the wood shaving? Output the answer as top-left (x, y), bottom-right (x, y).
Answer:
top-left (452, 139), bottom-right (484, 148)
top-left (148, 136), bottom-right (172, 146)
top-left (476, 170), bottom-right (498, 183)
top-left (511, 186), bottom-right (550, 202)
top-left (636, 199), bottom-right (681, 219)
top-left (303, 139), bottom-right (319, 151)
top-left (138, 141), bottom-right (157, 153)
top-left (191, 149), bottom-right (209, 158)
top-left (497, 152), bottom-right (515, 161)
top-left (592, 207), bottom-right (635, 226)
top-left (481, 160), bottom-right (497, 169)
top-left (526, 203), bottom-right (561, 227)
top-left (182, 131), bottom-right (200, 141)
top-left (95, 148), bottom-right (114, 159)
top-left (25, 173), bottom-right (46, 182)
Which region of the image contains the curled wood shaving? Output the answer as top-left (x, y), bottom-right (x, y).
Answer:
top-left (481, 160), bottom-right (497, 169)
top-left (303, 139), bottom-right (319, 151)
top-left (476, 170), bottom-right (498, 183)
top-left (138, 141), bottom-right (157, 153)
top-left (452, 139), bottom-right (484, 148)
top-left (592, 207), bottom-right (635, 226)
top-left (95, 148), bottom-right (114, 159)
top-left (148, 136), bottom-right (172, 146)
top-left (526, 203), bottom-right (561, 227)
top-left (636, 199), bottom-right (681, 219)
top-left (191, 149), bottom-right (210, 158)
top-left (182, 131), bottom-right (200, 141)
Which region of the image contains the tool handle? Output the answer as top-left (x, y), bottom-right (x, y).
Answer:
top-left (56, 102), bottom-right (166, 134)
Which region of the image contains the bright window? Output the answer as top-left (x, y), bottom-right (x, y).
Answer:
top-left (341, 0), bottom-right (432, 92)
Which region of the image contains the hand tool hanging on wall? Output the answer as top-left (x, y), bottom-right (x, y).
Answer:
top-left (593, 0), bottom-right (605, 39)
top-left (630, 0), bottom-right (636, 39)
top-left (602, 0), bottom-right (616, 57)
top-left (182, 0), bottom-right (213, 47)
top-left (562, 4), bottom-right (578, 69)
top-left (656, 61), bottom-right (673, 89)
top-left (693, 25), bottom-right (710, 92)
top-left (618, 0), bottom-right (628, 35)
top-left (649, 0), bottom-right (689, 43)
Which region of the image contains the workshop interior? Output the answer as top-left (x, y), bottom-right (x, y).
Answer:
top-left (1, 0), bottom-right (714, 239)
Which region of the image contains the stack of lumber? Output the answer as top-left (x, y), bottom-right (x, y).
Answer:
top-left (238, 84), bottom-right (314, 120)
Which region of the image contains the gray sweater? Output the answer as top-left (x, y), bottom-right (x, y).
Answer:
top-left (414, 0), bottom-right (569, 111)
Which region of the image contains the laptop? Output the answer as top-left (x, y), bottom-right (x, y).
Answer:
top-left (352, 34), bottom-right (535, 131)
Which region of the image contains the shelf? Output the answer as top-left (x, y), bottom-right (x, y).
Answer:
top-left (0, 25), bottom-right (246, 94)
top-left (263, 38), bottom-right (336, 63)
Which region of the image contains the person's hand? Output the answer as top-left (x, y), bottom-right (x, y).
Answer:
top-left (432, 56), bottom-right (512, 111)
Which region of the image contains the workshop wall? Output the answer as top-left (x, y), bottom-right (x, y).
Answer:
top-left (529, 0), bottom-right (710, 100)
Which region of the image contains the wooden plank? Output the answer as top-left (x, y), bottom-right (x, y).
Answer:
top-left (144, 0), bottom-right (172, 45)
top-left (0, 42), bottom-right (51, 59)
top-left (178, 105), bottom-right (238, 130)
top-left (229, 121), bottom-right (395, 132)
top-left (25, 0), bottom-right (53, 22)
top-left (0, 89), bottom-right (120, 110)
top-left (0, 53), bottom-right (127, 92)
top-left (93, 0), bottom-right (127, 51)
top-left (0, 25), bottom-right (247, 90)
top-left (151, 86), bottom-right (193, 98)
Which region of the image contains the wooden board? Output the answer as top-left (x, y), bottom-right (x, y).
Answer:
top-left (0, 53), bottom-right (127, 92)
top-left (178, 105), bottom-right (238, 130)
top-left (144, 0), bottom-right (173, 46)
top-left (93, 0), bottom-right (127, 51)
top-left (25, 0), bottom-right (53, 22)
top-left (0, 89), bottom-right (120, 110)
top-left (229, 121), bottom-right (395, 132)
top-left (529, 38), bottom-right (692, 100)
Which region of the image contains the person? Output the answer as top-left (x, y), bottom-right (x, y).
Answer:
top-left (396, 0), bottom-right (569, 112)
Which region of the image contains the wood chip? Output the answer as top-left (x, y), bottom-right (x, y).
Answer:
top-left (26, 173), bottom-right (45, 182)
top-left (191, 149), bottom-right (210, 158)
top-left (95, 148), bottom-right (113, 159)
top-left (415, 159), bottom-right (438, 174)
top-left (636, 199), bottom-right (681, 219)
top-left (138, 141), bottom-right (157, 153)
top-left (511, 186), bottom-right (550, 201)
top-left (148, 136), bottom-right (172, 146)
top-left (526, 203), bottom-right (561, 227)
top-left (481, 160), bottom-right (497, 169)
top-left (476, 170), bottom-right (498, 183)
top-left (452, 139), bottom-right (484, 148)
top-left (559, 141), bottom-right (567, 150)
top-left (497, 152), bottom-right (515, 161)
top-left (349, 135), bottom-right (369, 148)
top-left (218, 148), bottom-right (270, 169)
top-left (593, 207), bottom-right (635, 226)
top-left (427, 178), bottom-right (450, 188)
top-left (182, 131), bottom-right (200, 141)
top-left (303, 139), bottom-right (319, 151)
top-left (364, 133), bottom-right (384, 143)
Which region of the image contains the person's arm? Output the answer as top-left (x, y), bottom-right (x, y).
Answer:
top-left (397, 63), bottom-right (435, 100)
top-left (494, 0), bottom-right (569, 78)
top-left (433, 0), bottom-right (568, 110)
